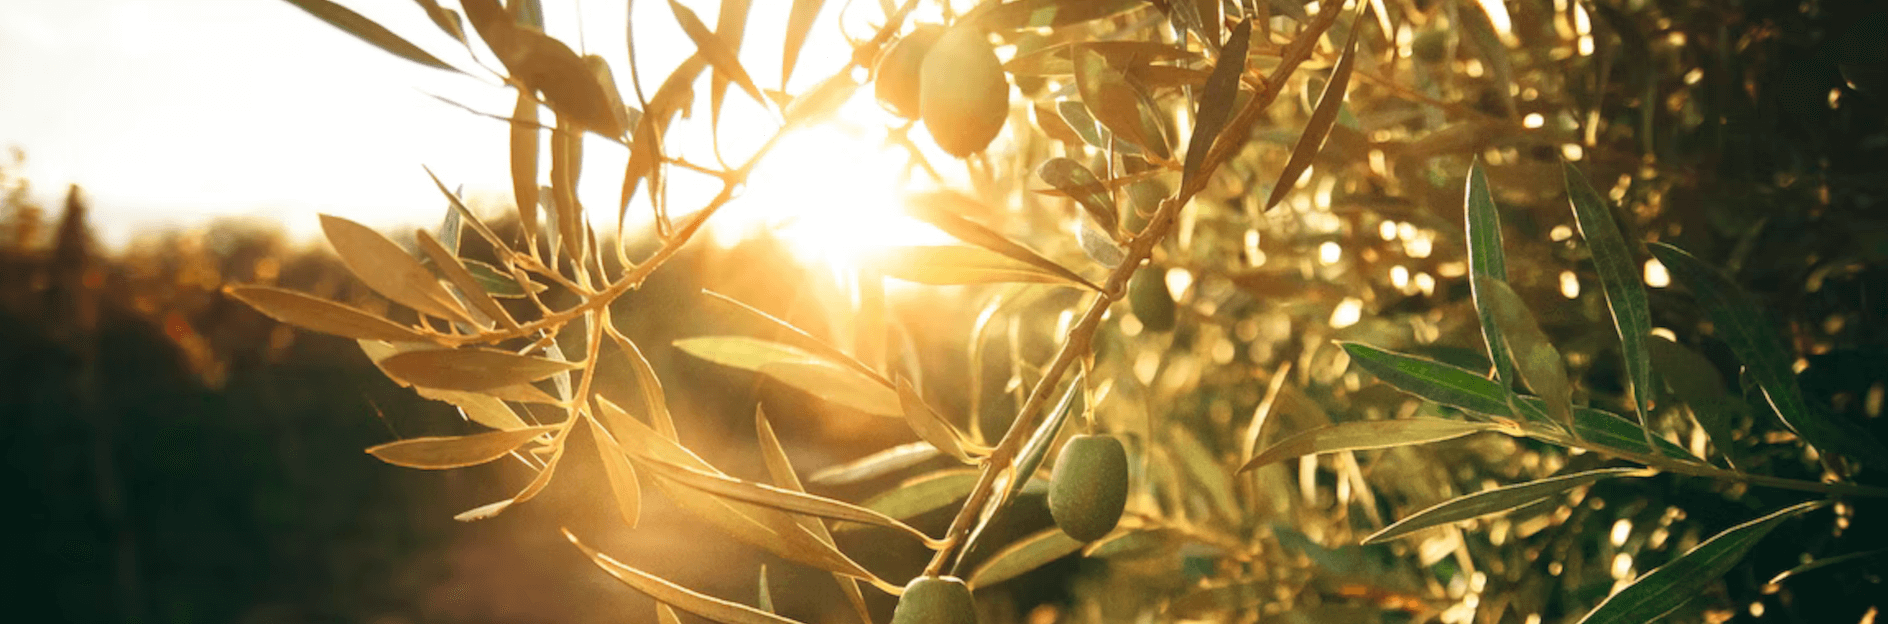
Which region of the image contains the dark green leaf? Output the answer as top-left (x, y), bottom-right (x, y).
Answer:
top-left (1239, 418), bottom-right (1504, 472)
top-left (1463, 159), bottom-right (1517, 390)
top-left (1339, 342), bottom-right (1514, 418)
top-left (1363, 468), bottom-right (1645, 544)
top-left (1476, 276), bottom-right (1573, 428)
top-left (1566, 160), bottom-right (1658, 448)
top-left (1577, 501), bottom-right (1824, 624)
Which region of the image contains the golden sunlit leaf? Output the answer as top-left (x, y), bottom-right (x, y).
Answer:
top-left (379, 347), bottom-right (581, 392)
top-left (668, 0), bottom-right (768, 109)
top-left (423, 167), bottom-right (512, 258)
top-left (896, 378), bottom-right (971, 463)
top-left (752, 407), bottom-right (879, 623)
top-left (1004, 41), bottom-right (1198, 77)
top-left (699, 291), bottom-right (888, 387)
top-left (1263, 1), bottom-right (1368, 211)
top-left (565, 530), bottom-right (810, 624)
top-left (285, 0), bottom-right (458, 71)
top-left (1035, 158), bottom-right (1117, 235)
top-left (620, 56), bottom-right (707, 227)
top-left (657, 603), bottom-right (683, 624)
top-left (464, 0), bottom-right (626, 137)
top-left (510, 91), bottom-right (541, 249)
top-left (780, 0), bottom-right (826, 88)
top-left (319, 214), bottom-right (475, 325)
top-left (906, 193), bottom-right (1103, 290)
top-left (640, 457), bottom-right (942, 547)
top-left (366, 425), bottom-right (556, 469)
top-left (967, 527), bottom-right (1085, 589)
top-left (415, 229), bottom-right (516, 329)
top-left (876, 246), bottom-right (1087, 288)
top-left (709, 0), bottom-right (755, 126)
top-left (226, 285), bottom-right (429, 343)
top-left (808, 442), bottom-right (942, 486)
top-left (759, 359), bottom-right (902, 417)
top-left (976, 0), bottom-right (1146, 30)
top-left (1238, 418), bottom-right (1504, 472)
top-left (1183, 19), bottom-right (1251, 188)
top-left (411, 0), bottom-right (467, 43)
top-left (604, 323), bottom-right (679, 440)
top-left (782, 71), bottom-right (859, 128)
top-left (1073, 47), bottom-right (1166, 158)
top-left (455, 421), bottom-right (571, 520)
top-left (850, 468), bottom-right (980, 524)
top-left (588, 417), bottom-right (643, 528)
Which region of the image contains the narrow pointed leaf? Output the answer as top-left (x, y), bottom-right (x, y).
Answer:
top-left (607, 329), bottom-right (678, 440)
top-left (754, 408), bottom-right (875, 624)
top-left (668, 0), bottom-right (768, 107)
top-left (700, 290), bottom-right (886, 386)
top-left (1647, 336), bottom-right (1742, 466)
top-left (1264, 1), bottom-right (1367, 211)
top-left (284, 0), bottom-right (457, 70)
top-left (759, 359), bottom-right (902, 416)
top-left (1056, 100), bottom-right (1108, 150)
top-left (453, 421), bottom-right (571, 520)
top-left (1648, 243), bottom-right (1888, 465)
top-left (566, 530), bottom-right (809, 624)
top-left (227, 285), bottom-right (429, 342)
top-left (780, 0), bottom-right (826, 88)
top-left (1566, 161), bottom-right (1658, 443)
top-left (1239, 419), bottom-right (1503, 472)
top-left (1365, 468), bottom-right (1646, 544)
top-left (977, 0), bottom-right (1145, 30)
top-left (853, 469), bottom-right (979, 522)
top-left (366, 425), bottom-right (556, 469)
top-left (897, 378), bottom-right (971, 462)
top-left (1464, 159), bottom-right (1517, 389)
top-left (877, 246), bottom-right (1091, 288)
top-left (423, 167), bottom-right (512, 258)
top-left (1183, 19), bottom-right (1251, 188)
top-left (640, 456), bottom-right (940, 546)
top-left (511, 91), bottom-right (541, 246)
top-left (1073, 47), bottom-right (1163, 157)
top-left (1577, 501), bottom-right (1825, 624)
top-left (709, 0), bottom-right (755, 126)
top-left (967, 527), bottom-right (1085, 589)
top-left (380, 347), bottom-right (581, 391)
top-left (1339, 342), bottom-right (1515, 417)
top-left (415, 229), bottom-right (516, 329)
top-left (589, 418), bottom-right (643, 528)
top-left (320, 214), bottom-right (474, 325)
top-left (905, 193), bottom-right (1103, 291)
top-left (808, 442), bottom-right (942, 485)
top-left (1476, 276), bottom-right (1574, 428)
top-left (1036, 158), bottom-right (1118, 234)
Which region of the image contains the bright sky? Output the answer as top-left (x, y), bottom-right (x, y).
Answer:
top-left (0, 0), bottom-right (940, 252)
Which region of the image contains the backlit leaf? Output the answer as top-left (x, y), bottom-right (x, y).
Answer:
top-left (284, 0), bottom-right (457, 71)
top-left (977, 0), bottom-right (1146, 30)
top-left (411, 0), bottom-right (467, 43)
top-left (1339, 342), bottom-right (1514, 418)
top-left (226, 285), bottom-right (429, 343)
top-left (1475, 276), bottom-right (1573, 428)
top-left (760, 359), bottom-right (902, 417)
top-left (588, 417), bottom-right (643, 528)
top-left (853, 468), bottom-right (979, 522)
top-left (320, 214), bottom-right (474, 325)
top-left (510, 91), bottom-right (540, 246)
top-left (641, 457), bottom-right (940, 547)
top-left (780, 0), bottom-right (826, 88)
top-left (465, 0), bottom-right (625, 137)
top-left (877, 246), bottom-right (1091, 288)
top-left (668, 0), bottom-right (768, 108)
top-left (699, 291), bottom-right (886, 386)
top-left (1073, 47), bottom-right (1167, 158)
top-left (754, 410), bottom-right (875, 624)
top-left (808, 442), bottom-right (942, 485)
top-left (709, 0), bottom-right (755, 126)
top-left (366, 425), bottom-right (556, 469)
top-left (898, 378), bottom-right (971, 463)
top-left (1263, 1), bottom-right (1367, 211)
top-left (967, 527), bottom-right (1085, 589)
top-left (1648, 242), bottom-right (1888, 465)
top-left (1036, 158), bottom-right (1117, 235)
top-left (906, 193), bottom-right (1103, 291)
top-left (1183, 19), bottom-right (1251, 188)
top-left (1577, 501), bottom-right (1824, 624)
top-left (1566, 160), bottom-right (1658, 447)
top-left (415, 229), bottom-right (516, 329)
top-left (1239, 418), bottom-right (1503, 472)
top-left (1363, 468), bottom-right (1645, 544)
top-left (379, 347), bottom-right (581, 392)
top-left (454, 421), bottom-right (572, 520)
top-left (1056, 100), bottom-right (1109, 150)
top-left (566, 529), bottom-right (809, 624)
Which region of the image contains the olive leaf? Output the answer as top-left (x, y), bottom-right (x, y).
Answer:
top-left (699, 290), bottom-right (887, 385)
top-left (759, 359), bottom-right (903, 416)
top-left (566, 530), bottom-right (808, 624)
top-left (1463, 159), bottom-right (1518, 391)
top-left (1362, 468), bottom-right (1647, 544)
top-left (905, 192), bottom-right (1103, 291)
top-left (1035, 158), bottom-right (1118, 235)
top-left (1647, 336), bottom-right (1743, 467)
top-left (1073, 47), bottom-right (1168, 159)
top-left (1263, 1), bottom-right (1367, 211)
top-left (379, 347), bottom-right (581, 392)
top-left (410, 0), bottom-right (466, 43)
top-left (876, 246), bottom-right (1093, 288)
top-left (708, 0), bottom-right (756, 126)
top-left (284, 0), bottom-right (457, 71)
top-left (1565, 160), bottom-right (1659, 450)
top-left (604, 325), bottom-right (679, 440)
top-left (1576, 501), bottom-right (1825, 624)
top-left (966, 527), bottom-right (1086, 589)
top-left (1056, 100), bottom-right (1110, 151)
top-left (668, 0), bottom-right (768, 109)
top-left (320, 214), bottom-right (475, 325)
top-left (463, 0), bottom-right (625, 137)
top-left (415, 229), bottom-right (516, 329)
top-left (1648, 242), bottom-right (1888, 465)
top-left (1183, 19), bottom-right (1251, 188)
top-left (422, 167), bottom-right (512, 258)
top-left (1475, 276), bottom-right (1574, 429)
top-left (754, 409), bottom-right (874, 624)
top-left (851, 468), bottom-right (981, 523)
top-left (587, 417), bottom-right (643, 528)
top-left (455, 420), bottom-right (572, 520)
top-left (1339, 342), bottom-right (1515, 418)
top-left (897, 378), bottom-right (972, 463)
top-left (639, 456), bottom-right (942, 547)
top-left (620, 56), bottom-right (708, 223)
top-left (366, 425), bottom-right (556, 469)
top-left (1239, 418), bottom-right (1504, 472)
top-left (808, 442), bottom-right (943, 486)
top-left (977, 0), bottom-right (1146, 31)
top-left (226, 285), bottom-right (430, 343)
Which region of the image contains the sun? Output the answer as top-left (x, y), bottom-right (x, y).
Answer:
top-left (711, 90), bottom-right (955, 272)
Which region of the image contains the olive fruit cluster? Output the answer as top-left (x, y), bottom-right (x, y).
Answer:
top-left (891, 575), bottom-right (978, 624)
top-left (873, 24), bottom-right (1010, 157)
top-left (1048, 434), bottom-right (1129, 542)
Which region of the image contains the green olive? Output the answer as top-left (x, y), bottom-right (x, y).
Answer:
top-left (874, 25), bottom-right (943, 119)
top-left (919, 25), bottom-right (1010, 158)
top-left (891, 575), bottom-right (978, 624)
top-left (1048, 434), bottom-right (1129, 542)
top-left (1128, 267), bottom-right (1176, 332)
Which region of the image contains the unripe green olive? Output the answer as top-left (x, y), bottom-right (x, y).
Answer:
top-left (874, 25), bottom-right (943, 119)
top-left (1128, 267), bottom-right (1176, 332)
top-left (1049, 434), bottom-right (1129, 542)
top-left (919, 25), bottom-right (1010, 158)
top-left (891, 575), bottom-right (978, 624)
